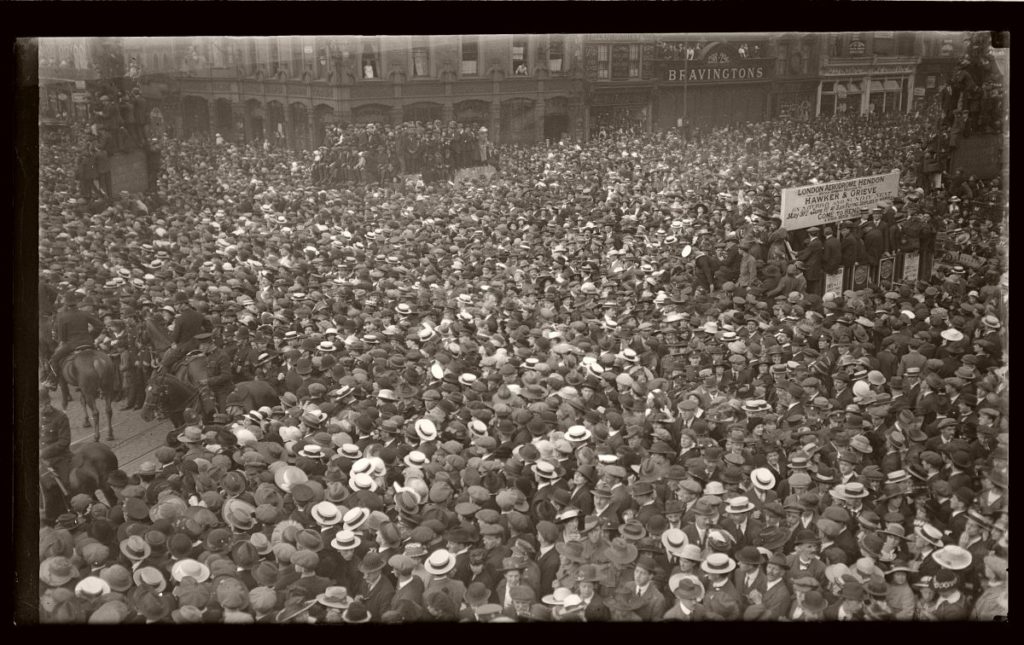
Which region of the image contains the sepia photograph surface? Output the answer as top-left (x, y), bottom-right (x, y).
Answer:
top-left (32, 32), bottom-right (1007, 624)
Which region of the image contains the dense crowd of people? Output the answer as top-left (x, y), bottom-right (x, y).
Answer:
top-left (308, 121), bottom-right (496, 186)
top-left (37, 97), bottom-right (1007, 623)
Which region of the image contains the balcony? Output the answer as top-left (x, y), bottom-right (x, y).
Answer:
top-left (820, 55), bottom-right (920, 69)
top-left (819, 55), bottom-right (921, 78)
top-left (39, 65), bottom-right (99, 83)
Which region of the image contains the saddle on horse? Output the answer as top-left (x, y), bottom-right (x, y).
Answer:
top-left (166, 350), bottom-right (205, 376)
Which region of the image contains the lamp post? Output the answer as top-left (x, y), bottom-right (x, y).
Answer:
top-left (682, 41), bottom-right (689, 122)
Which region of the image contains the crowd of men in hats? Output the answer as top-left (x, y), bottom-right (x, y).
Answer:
top-left (308, 121), bottom-right (496, 187)
top-left (38, 97), bottom-right (1007, 623)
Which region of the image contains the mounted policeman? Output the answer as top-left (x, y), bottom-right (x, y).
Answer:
top-left (45, 291), bottom-right (104, 389)
top-left (160, 293), bottom-right (213, 372)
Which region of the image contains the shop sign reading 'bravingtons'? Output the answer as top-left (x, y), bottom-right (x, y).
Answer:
top-left (663, 63), bottom-right (771, 83)
top-left (781, 171), bottom-right (900, 231)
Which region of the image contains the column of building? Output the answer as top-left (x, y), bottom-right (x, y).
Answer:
top-left (861, 74), bottom-right (871, 116)
top-left (489, 100), bottom-right (501, 143)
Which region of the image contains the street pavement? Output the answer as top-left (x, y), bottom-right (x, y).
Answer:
top-left (43, 389), bottom-right (173, 477)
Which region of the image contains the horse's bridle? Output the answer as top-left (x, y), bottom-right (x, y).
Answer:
top-left (145, 371), bottom-right (201, 415)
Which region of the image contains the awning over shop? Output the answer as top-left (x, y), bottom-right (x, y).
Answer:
top-left (870, 80), bottom-right (885, 92)
top-left (847, 82), bottom-right (862, 93)
top-left (884, 80), bottom-right (902, 92)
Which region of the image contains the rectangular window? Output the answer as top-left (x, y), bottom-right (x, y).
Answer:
top-left (269, 39), bottom-right (280, 75)
top-left (926, 75), bottom-right (936, 89)
top-left (597, 44), bottom-right (610, 79)
top-left (317, 43), bottom-right (330, 79)
top-left (362, 40), bottom-right (378, 79)
top-left (610, 44), bottom-right (631, 79)
top-left (874, 33), bottom-right (893, 56)
top-left (512, 37), bottom-right (528, 75)
top-left (548, 36), bottom-right (563, 72)
top-left (629, 44), bottom-right (641, 78)
top-left (461, 37), bottom-right (478, 76)
top-left (412, 44), bottom-right (430, 77)
top-left (292, 39), bottom-right (304, 77)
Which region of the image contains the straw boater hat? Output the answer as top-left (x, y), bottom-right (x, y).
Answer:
top-left (749, 468), bottom-right (776, 491)
top-left (424, 549), bottom-right (457, 576)
top-left (701, 553), bottom-right (737, 575)
top-left (316, 586), bottom-right (352, 610)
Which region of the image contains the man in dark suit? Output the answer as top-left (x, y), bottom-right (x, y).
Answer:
top-left (631, 481), bottom-right (665, 527)
top-left (797, 228), bottom-right (824, 295)
top-left (388, 554), bottom-right (425, 620)
top-left (682, 501), bottom-right (716, 550)
top-left (822, 224), bottom-right (842, 277)
top-left (840, 220), bottom-right (865, 273)
top-left (530, 462), bottom-right (570, 525)
top-left (621, 556), bottom-right (669, 621)
top-left (576, 565), bottom-right (611, 621)
top-left (445, 527), bottom-right (476, 586)
top-left (285, 550), bottom-right (332, 600)
top-left (534, 521), bottom-right (561, 598)
top-left (479, 525), bottom-right (511, 586)
top-left (786, 530), bottom-right (828, 589)
top-left (357, 552), bottom-right (396, 620)
top-left (721, 497), bottom-right (763, 549)
top-left (824, 582), bottom-right (866, 620)
top-left (733, 546), bottom-right (768, 608)
top-left (722, 354), bottom-right (752, 390)
top-left (861, 219), bottom-right (885, 280)
top-left (753, 554), bottom-right (793, 620)
top-left (160, 295), bottom-right (210, 371)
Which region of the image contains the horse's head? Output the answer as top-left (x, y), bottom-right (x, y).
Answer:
top-left (141, 370), bottom-right (166, 422)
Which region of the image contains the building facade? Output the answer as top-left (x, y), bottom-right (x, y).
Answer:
top-left (38, 37), bottom-right (102, 125)
top-left (578, 32), bottom-right (967, 136)
top-left (124, 35), bottom-right (587, 149)
top-left (914, 32), bottom-right (970, 105)
top-left (121, 33), bottom-right (969, 150)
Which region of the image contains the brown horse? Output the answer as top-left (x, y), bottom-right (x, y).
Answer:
top-left (40, 442), bottom-right (119, 524)
top-left (226, 380), bottom-right (280, 412)
top-left (39, 314), bottom-right (56, 381)
top-left (59, 349), bottom-right (117, 441)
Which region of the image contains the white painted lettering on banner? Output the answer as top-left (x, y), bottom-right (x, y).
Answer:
top-left (781, 171), bottom-right (900, 231)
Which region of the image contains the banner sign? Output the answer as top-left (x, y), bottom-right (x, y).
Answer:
top-left (824, 269), bottom-right (844, 296)
top-left (878, 256), bottom-right (896, 289)
top-left (781, 171), bottom-right (900, 231)
top-left (902, 252), bottom-right (920, 284)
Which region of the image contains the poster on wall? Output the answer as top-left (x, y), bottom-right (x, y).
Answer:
top-left (824, 269), bottom-right (844, 296)
top-left (878, 256), bottom-right (896, 289)
top-left (851, 263), bottom-right (871, 291)
top-left (780, 171), bottom-right (901, 230)
top-left (902, 252), bottom-right (920, 284)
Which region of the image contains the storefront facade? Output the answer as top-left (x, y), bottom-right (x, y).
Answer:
top-left (652, 47), bottom-right (774, 129)
top-left (133, 36), bottom-right (586, 150)
top-left (815, 57), bottom-right (919, 117)
top-left (771, 80), bottom-right (819, 121)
